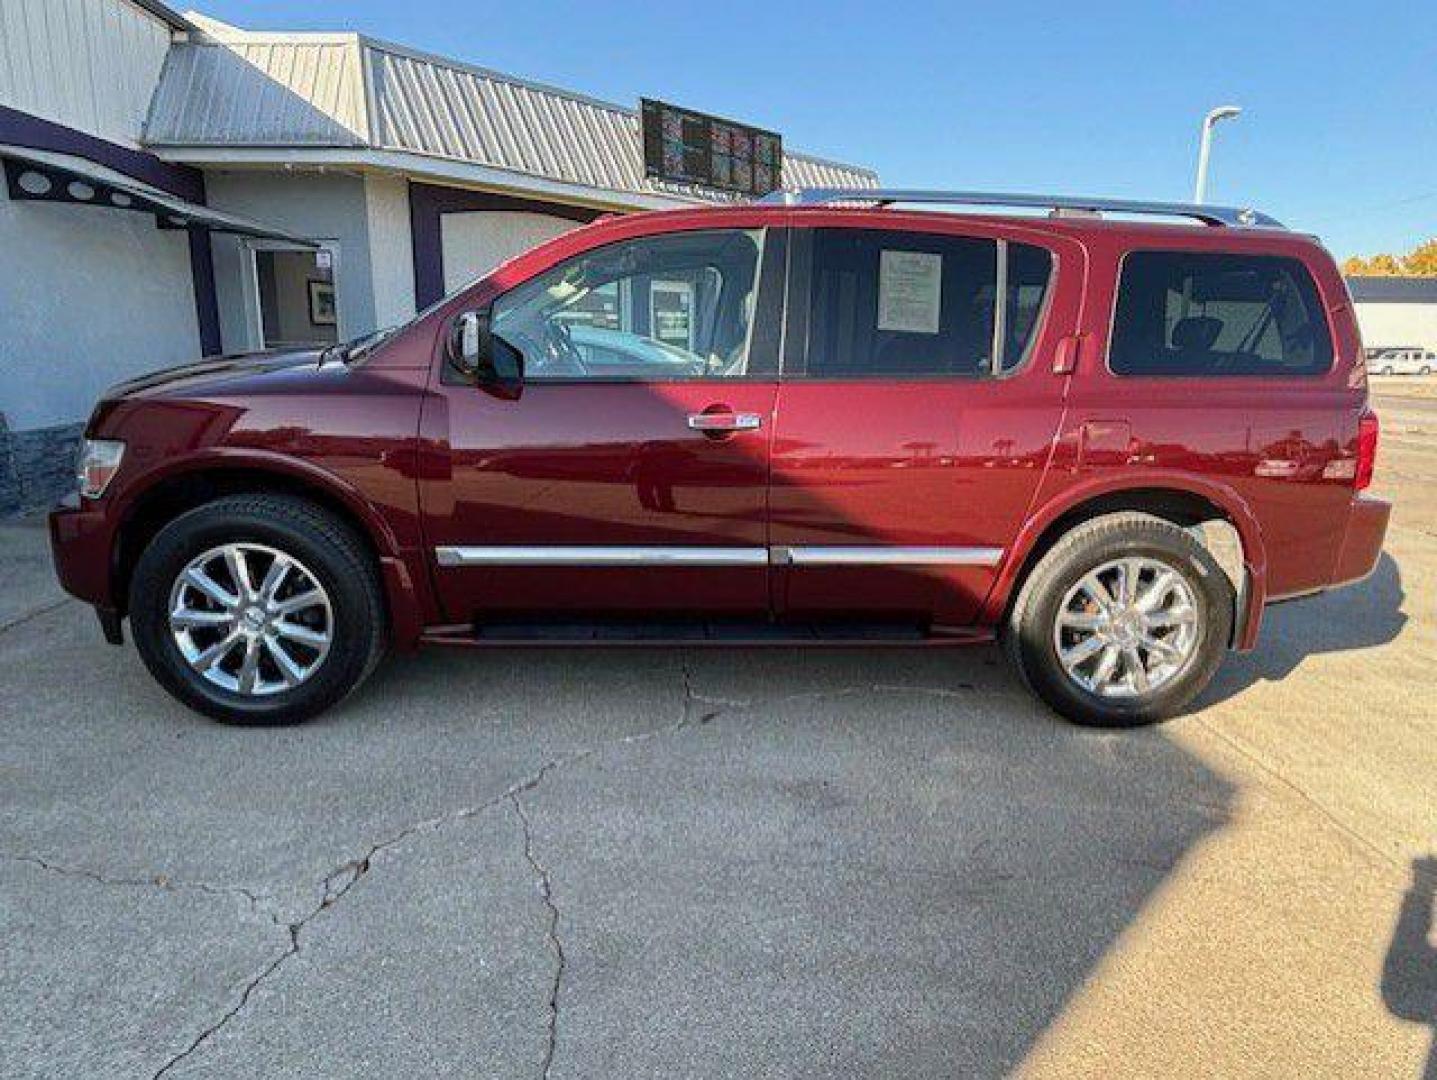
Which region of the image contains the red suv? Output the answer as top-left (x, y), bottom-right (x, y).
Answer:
top-left (50, 190), bottom-right (1389, 727)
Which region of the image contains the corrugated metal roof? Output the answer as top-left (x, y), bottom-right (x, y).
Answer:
top-left (143, 29), bottom-right (877, 199)
top-left (1347, 276), bottom-right (1437, 304)
top-left (365, 42), bottom-right (875, 195)
top-left (146, 36), bottom-right (368, 146)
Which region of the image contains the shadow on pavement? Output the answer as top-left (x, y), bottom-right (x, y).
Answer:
top-left (368, 647), bottom-right (1239, 1076)
top-left (1384, 856), bottom-right (1437, 1080)
top-left (1198, 552), bottom-right (1406, 708)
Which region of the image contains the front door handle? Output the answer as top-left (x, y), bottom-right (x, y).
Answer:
top-left (687, 411), bottom-right (762, 433)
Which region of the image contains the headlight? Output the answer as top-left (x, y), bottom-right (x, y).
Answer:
top-left (76, 439), bottom-right (125, 499)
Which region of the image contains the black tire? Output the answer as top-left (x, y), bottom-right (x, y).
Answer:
top-left (129, 495), bottom-right (386, 725)
top-left (1004, 512), bottom-right (1234, 727)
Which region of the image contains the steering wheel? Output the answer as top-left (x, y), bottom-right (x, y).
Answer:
top-left (538, 319), bottom-right (589, 378)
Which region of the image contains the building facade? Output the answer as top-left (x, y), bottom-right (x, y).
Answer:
top-left (1346, 276), bottom-right (1437, 354)
top-left (0, 0), bottom-right (876, 512)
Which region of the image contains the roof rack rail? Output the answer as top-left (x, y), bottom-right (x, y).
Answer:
top-left (759, 188), bottom-right (1284, 229)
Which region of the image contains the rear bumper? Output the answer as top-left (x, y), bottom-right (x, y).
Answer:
top-left (1237, 493), bottom-right (1390, 651)
top-left (48, 495), bottom-right (118, 609)
top-left (1331, 494), bottom-right (1392, 588)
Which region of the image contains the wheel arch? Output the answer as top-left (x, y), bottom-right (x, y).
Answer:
top-left (111, 453), bottom-right (425, 646)
top-left (984, 475), bottom-right (1267, 648)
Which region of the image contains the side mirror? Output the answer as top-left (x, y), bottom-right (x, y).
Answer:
top-left (447, 310), bottom-right (490, 378)
top-left (448, 310), bottom-right (524, 386)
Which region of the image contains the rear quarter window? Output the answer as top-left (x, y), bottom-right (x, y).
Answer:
top-left (1109, 251), bottom-right (1333, 378)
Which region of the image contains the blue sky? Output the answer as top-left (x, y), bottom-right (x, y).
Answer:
top-left (194, 0), bottom-right (1434, 259)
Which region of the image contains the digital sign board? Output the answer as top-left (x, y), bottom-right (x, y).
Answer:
top-left (640, 98), bottom-right (783, 197)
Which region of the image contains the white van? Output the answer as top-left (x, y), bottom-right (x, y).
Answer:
top-left (1368, 348), bottom-right (1435, 375)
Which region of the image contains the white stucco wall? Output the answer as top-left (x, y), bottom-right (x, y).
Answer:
top-left (0, 0), bottom-right (174, 149)
top-left (440, 209), bottom-right (582, 294)
top-left (1354, 302), bottom-right (1437, 353)
top-left (364, 173), bottom-right (415, 329)
top-left (204, 170), bottom-right (376, 353)
top-left (0, 181), bottom-right (199, 430)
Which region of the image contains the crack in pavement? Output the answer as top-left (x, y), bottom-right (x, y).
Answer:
top-left (0, 852), bottom-right (278, 924)
top-left (39, 662), bottom-right (984, 1077)
top-left (511, 792), bottom-right (564, 1080)
top-left (145, 653), bottom-right (707, 1078)
top-left (0, 598), bottom-right (72, 636)
top-left (1191, 715), bottom-right (1405, 878)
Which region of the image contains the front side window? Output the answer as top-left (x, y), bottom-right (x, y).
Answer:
top-left (800, 229), bottom-right (1052, 379)
top-left (1109, 251), bottom-right (1333, 378)
top-left (491, 229), bottom-right (764, 381)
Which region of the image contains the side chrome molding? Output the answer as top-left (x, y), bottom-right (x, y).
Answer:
top-left (770, 546), bottom-right (1005, 567)
top-left (434, 546), bottom-right (769, 567)
top-left (436, 545), bottom-right (1004, 568)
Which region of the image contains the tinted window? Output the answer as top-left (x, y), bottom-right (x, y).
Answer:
top-left (1002, 242), bottom-right (1054, 373)
top-left (492, 229), bottom-right (764, 381)
top-left (801, 229), bottom-right (1051, 378)
top-left (1109, 251), bottom-right (1332, 377)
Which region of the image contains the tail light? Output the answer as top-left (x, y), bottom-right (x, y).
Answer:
top-left (1355, 409), bottom-right (1379, 491)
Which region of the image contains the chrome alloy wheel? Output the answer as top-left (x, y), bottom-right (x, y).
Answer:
top-left (1052, 557), bottom-right (1200, 699)
top-left (167, 543), bottom-right (333, 696)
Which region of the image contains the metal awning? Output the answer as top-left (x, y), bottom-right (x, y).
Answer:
top-left (0, 144), bottom-right (316, 246)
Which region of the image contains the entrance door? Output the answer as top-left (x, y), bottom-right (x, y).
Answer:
top-left (253, 245), bottom-right (337, 349)
top-left (423, 226), bottom-right (786, 622)
top-left (770, 222), bottom-right (1079, 629)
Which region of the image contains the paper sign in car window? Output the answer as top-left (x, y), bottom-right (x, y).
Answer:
top-left (878, 250), bottom-right (942, 334)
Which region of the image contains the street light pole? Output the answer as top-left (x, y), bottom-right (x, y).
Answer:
top-left (1194, 105), bottom-right (1242, 203)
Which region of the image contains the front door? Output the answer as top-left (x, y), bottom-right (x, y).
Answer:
top-left (422, 226), bottom-right (785, 622)
top-left (770, 220), bottom-right (1080, 629)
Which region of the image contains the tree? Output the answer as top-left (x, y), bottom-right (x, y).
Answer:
top-left (1403, 239), bottom-right (1437, 277)
top-left (1343, 239), bottom-right (1437, 277)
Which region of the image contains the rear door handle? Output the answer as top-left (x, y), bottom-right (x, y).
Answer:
top-left (687, 411), bottom-right (762, 433)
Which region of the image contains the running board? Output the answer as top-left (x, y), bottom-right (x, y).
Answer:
top-left (420, 620), bottom-right (994, 648)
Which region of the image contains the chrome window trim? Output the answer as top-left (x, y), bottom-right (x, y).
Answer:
top-left (772, 545), bottom-right (1004, 567)
top-left (990, 238), bottom-right (1008, 375)
top-left (435, 546), bottom-right (769, 567)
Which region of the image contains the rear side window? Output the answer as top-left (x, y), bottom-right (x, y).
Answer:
top-left (1109, 251), bottom-right (1332, 378)
top-left (800, 229), bottom-right (1052, 378)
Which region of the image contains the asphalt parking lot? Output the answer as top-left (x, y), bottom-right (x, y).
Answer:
top-left (2, 381), bottom-right (1434, 1079)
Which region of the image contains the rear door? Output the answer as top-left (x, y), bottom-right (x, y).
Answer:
top-left (769, 217), bottom-right (1083, 629)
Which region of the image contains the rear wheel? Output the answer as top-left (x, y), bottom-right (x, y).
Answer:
top-left (1004, 513), bottom-right (1233, 727)
top-left (129, 495), bottom-right (386, 725)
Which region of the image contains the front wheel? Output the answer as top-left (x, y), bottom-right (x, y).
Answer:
top-left (129, 495), bottom-right (386, 725)
top-left (1004, 513), bottom-right (1234, 727)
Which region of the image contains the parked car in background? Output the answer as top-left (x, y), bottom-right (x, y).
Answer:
top-left (50, 190), bottom-right (1389, 729)
top-left (1366, 347), bottom-right (1435, 375)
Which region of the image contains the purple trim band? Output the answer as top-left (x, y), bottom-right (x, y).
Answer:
top-left (408, 182), bottom-right (602, 309)
top-left (188, 225), bottom-right (222, 357)
top-left (0, 105), bottom-right (219, 353)
top-left (0, 104), bottom-right (203, 201)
